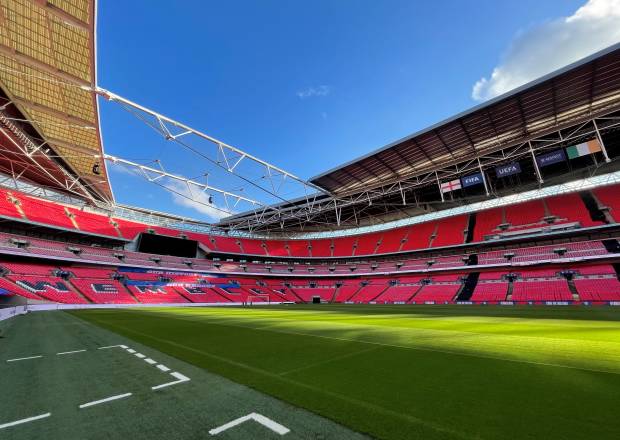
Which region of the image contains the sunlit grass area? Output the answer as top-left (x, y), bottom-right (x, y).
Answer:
top-left (74, 305), bottom-right (620, 440)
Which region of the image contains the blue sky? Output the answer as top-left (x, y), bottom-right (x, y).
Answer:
top-left (97, 0), bottom-right (617, 221)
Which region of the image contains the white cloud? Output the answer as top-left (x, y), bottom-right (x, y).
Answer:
top-left (296, 85), bottom-right (331, 99)
top-left (165, 180), bottom-right (233, 221)
top-left (472, 0), bottom-right (620, 101)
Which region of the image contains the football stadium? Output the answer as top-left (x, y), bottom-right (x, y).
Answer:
top-left (1, 1), bottom-right (620, 439)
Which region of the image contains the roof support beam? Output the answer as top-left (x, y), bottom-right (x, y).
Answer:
top-left (11, 97), bottom-right (95, 128)
top-left (0, 43), bottom-right (90, 88)
top-left (46, 137), bottom-right (97, 156)
top-left (30, 0), bottom-right (90, 31)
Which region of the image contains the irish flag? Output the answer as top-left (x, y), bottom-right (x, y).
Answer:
top-left (566, 139), bottom-right (602, 159)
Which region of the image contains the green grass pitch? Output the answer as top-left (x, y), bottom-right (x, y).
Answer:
top-left (71, 304), bottom-right (620, 440)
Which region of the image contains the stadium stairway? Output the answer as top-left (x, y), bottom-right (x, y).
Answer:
top-left (465, 213), bottom-right (476, 243)
top-left (287, 287), bottom-right (306, 303)
top-left (566, 277), bottom-right (581, 302)
top-left (121, 283), bottom-right (142, 303)
top-left (456, 272), bottom-right (480, 301)
top-left (602, 239), bottom-right (620, 253)
top-left (65, 279), bottom-right (93, 304)
top-left (505, 280), bottom-right (514, 301)
top-left (404, 285), bottom-right (424, 303)
top-left (580, 191), bottom-right (610, 224)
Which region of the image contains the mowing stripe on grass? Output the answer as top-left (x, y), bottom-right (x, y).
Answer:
top-left (0, 413), bottom-right (51, 429)
top-left (171, 313), bottom-right (620, 376)
top-left (278, 347), bottom-right (378, 376)
top-left (104, 321), bottom-right (474, 440)
top-left (79, 393), bottom-right (132, 409)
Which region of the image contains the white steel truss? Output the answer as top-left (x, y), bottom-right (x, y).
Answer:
top-left (103, 154), bottom-right (278, 217)
top-left (93, 87), bottom-right (328, 206)
top-left (0, 109), bottom-right (109, 207)
top-left (218, 113), bottom-right (620, 233)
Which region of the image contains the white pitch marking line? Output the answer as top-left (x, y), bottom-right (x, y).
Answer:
top-left (57, 349), bottom-right (86, 356)
top-left (134, 353), bottom-right (146, 359)
top-left (97, 345), bottom-right (122, 350)
top-left (120, 345), bottom-right (128, 349)
top-left (152, 371), bottom-right (190, 390)
top-left (126, 349), bottom-right (136, 354)
top-left (79, 393), bottom-right (132, 409)
top-left (208, 412), bottom-right (290, 436)
top-left (6, 355), bottom-right (43, 363)
top-left (0, 412), bottom-right (51, 430)
top-left (144, 358), bottom-right (157, 365)
top-left (156, 364), bottom-right (170, 372)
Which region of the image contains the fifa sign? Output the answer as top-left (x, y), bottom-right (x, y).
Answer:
top-left (461, 172), bottom-right (483, 188)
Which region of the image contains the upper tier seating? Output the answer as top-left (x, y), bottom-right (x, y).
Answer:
top-left (593, 185), bottom-right (620, 221)
top-left (354, 232), bottom-right (383, 256)
top-left (504, 200), bottom-right (546, 229)
top-left (309, 239), bottom-right (332, 257)
top-left (18, 196), bottom-right (75, 229)
top-left (0, 189), bottom-right (23, 220)
top-left (545, 193), bottom-right (601, 227)
top-left (287, 239), bottom-right (311, 258)
top-left (332, 236), bottom-right (357, 257)
top-left (401, 222), bottom-right (436, 251)
top-left (473, 207), bottom-right (504, 241)
top-left (1, 182), bottom-right (619, 259)
top-left (68, 208), bottom-right (119, 237)
top-left (239, 239), bottom-right (266, 255)
top-left (432, 215), bottom-right (467, 247)
top-left (374, 227), bottom-right (407, 254)
top-left (264, 240), bottom-right (290, 257)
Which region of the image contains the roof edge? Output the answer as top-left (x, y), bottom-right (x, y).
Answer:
top-left (310, 42), bottom-right (620, 184)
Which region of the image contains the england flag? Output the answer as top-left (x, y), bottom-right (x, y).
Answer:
top-left (440, 179), bottom-right (461, 194)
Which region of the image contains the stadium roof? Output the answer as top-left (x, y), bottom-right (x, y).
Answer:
top-left (0, 0), bottom-right (112, 203)
top-left (220, 43), bottom-right (620, 233)
top-left (311, 43), bottom-right (620, 196)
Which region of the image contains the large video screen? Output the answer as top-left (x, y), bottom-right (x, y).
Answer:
top-left (137, 233), bottom-right (198, 258)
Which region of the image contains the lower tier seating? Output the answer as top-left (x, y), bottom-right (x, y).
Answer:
top-left (411, 284), bottom-right (461, 303)
top-left (511, 280), bottom-right (573, 302)
top-left (470, 282), bottom-right (508, 302)
top-left (574, 277), bottom-right (620, 302)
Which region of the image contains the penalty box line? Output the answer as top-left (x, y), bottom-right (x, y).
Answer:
top-left (0, 343), bottom-right (191, 431)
